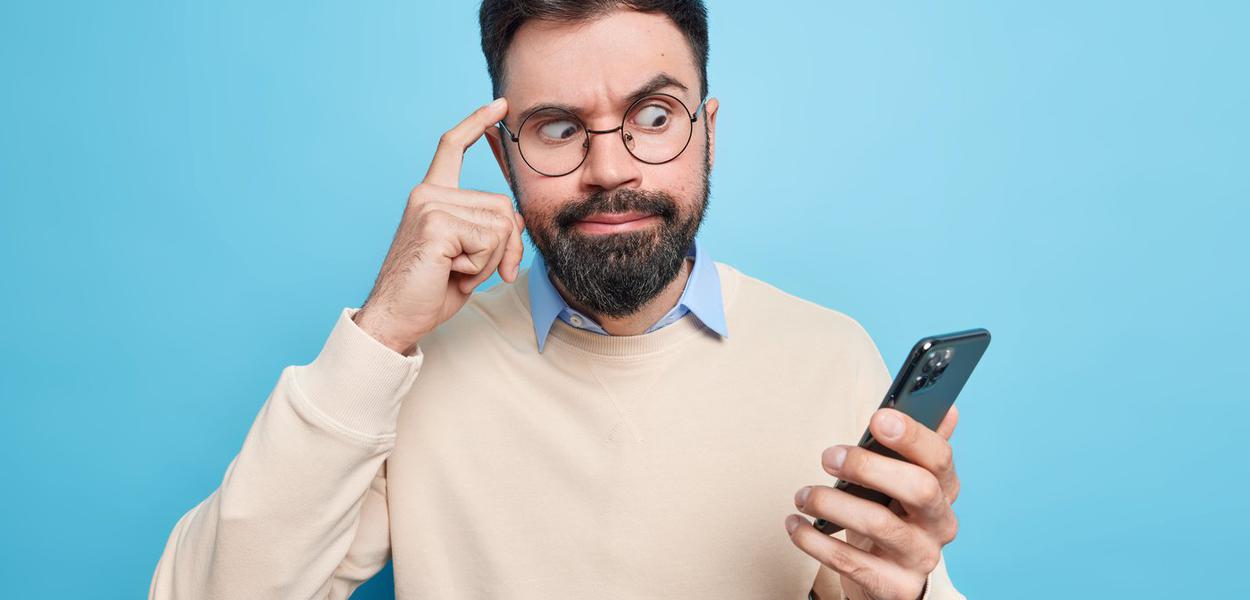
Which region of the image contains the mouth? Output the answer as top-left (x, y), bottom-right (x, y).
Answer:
top-left (573, 211), bottom-right (661, 234)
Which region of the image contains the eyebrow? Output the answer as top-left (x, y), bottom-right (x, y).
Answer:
top-left (511, 73), bottom-right (691, 126)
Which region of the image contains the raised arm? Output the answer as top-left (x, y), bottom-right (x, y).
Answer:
top-left (149, 97), bottom-right (526, 599)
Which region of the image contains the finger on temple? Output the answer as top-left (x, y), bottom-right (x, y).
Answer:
top-left (423, 98), bottom-right (509, 188)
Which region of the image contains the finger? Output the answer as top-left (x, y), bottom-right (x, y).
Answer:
top-left (794, 485), bottom-right (929, 567)
top-left (502, 210), bottom-right (523, 282)
top-left (421, 200), bottom-right (518, 284)
top-left (823, 445), bottom-right (956, 536)
top-left (936, 404), bottom-right (959, 441)
top-left (869, 408), bottom-right (959, 502)
top-left (443, 191), bottom-right (523, 284)
top-left (424, 97), bottom-right (509, 188)
top-left (786, 514), bottom-right (919, 600)
top-left (424, 209), bottom-right (500, 278)
top-left (459, 228), bottom-right (509, 294)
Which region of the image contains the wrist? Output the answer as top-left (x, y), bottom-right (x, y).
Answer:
top-left (353, 306), bottom-right (420, 355)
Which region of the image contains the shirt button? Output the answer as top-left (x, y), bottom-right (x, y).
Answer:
top-left (569, 314), bottom-right (584, 327)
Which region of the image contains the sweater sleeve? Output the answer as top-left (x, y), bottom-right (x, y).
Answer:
top-left (148, 307), bottom-right (423, 600)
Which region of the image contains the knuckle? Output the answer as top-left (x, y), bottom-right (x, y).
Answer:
top-left (408, 183), bottom-right (431, 205)
top-left (471, 205), bottom-right (496, 224)
top-left (471, 222), bottom-right (498, 247)
top-left (486, 208), bottom-right (511, 231)
top-left (496, 217), bottom-right (515, 240)
top-left (869, 508), bottom-right (904, 544)
top-left (437, 130), bottom-right (459, 148)
top-left (845, 561), bottom-right (878, 593)
top-left (419, 208), bottom-right (452, 234)
top-left (903, 419), bottom-right (924, 446)
top-left (935, 442), bottom-right (955, 473)
top-left (824, 544), bottom-right (859, 572)
top-left (917, 476), bottom-right (943, 508)
top-left (939, 512), bottom-right (959, 545)
top-left (414, 199), bottom-right (442, 217)
top-left (844, 447), bottom-right (871, 476)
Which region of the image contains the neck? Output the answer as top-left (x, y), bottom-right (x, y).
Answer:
top-left (550, 257), bottom-right (694, 336)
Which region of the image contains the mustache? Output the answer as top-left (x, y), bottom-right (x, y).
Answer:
top-left (555, 189), bottom-right (679, 230)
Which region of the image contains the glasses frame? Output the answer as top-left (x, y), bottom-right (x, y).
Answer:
top-left (497, 92), bottom-right (709, 177)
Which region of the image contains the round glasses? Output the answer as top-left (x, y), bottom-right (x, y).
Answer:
top-left (498, 93), bottom-right (708, 177)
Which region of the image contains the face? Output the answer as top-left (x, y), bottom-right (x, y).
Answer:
top-left (486, 9), bottom-right (719, 318)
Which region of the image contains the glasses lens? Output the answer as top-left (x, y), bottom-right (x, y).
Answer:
top-left (623, 94), bottom-right (693, 164)
top-left (518, 107), bottom-right (587, 176)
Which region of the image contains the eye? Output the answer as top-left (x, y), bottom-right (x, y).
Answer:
top-left (537, 119), bottom-right (582, 141)
top-left (631, 104), bottom-right (672, 130)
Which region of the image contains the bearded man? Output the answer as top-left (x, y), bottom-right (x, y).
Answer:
top-left (149, 2), bottom-right (967, 599)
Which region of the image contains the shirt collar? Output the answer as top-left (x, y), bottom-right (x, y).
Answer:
top-left (527, 239), bottom-right (728, 352)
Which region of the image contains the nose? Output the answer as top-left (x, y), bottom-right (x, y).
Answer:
top-left (578, 125), bottom-right (643, 191)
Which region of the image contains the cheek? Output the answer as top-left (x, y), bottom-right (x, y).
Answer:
top-left (515, 173), bottom-right (576, 221)
top-left (645, 154), bottom-right (705, 205)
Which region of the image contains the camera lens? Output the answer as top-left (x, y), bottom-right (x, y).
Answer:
top-left (912, 375), bottom-right (929, 391)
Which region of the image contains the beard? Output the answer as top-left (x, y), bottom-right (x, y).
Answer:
top-left (507, 141), bottom-right (711, 319)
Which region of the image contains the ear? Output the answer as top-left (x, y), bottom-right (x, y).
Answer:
top-left (485, 125), bottom-right (513, 183)
top-left (703, 97), bottom-right (719, 170)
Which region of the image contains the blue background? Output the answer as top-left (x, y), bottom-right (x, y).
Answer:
top-left (2, 1), bottom-right (1246, 598)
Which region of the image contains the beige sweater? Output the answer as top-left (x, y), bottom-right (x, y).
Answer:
top-left (148, 262), bottom-right (964, 599)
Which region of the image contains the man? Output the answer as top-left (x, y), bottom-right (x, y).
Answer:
top-left (148, 1), bottom-right (966, 599)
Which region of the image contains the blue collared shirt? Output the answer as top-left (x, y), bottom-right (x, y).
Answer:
top-left (527, 240), bottom-right (729, 352)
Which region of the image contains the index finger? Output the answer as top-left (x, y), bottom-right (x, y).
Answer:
top-left (423, 97), bottom-right (509, 188)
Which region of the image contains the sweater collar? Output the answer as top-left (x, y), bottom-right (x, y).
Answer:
top-left (527, 239), bottom-right (729, 353)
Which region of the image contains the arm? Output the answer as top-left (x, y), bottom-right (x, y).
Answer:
top-left (148, 97), bottom-right (522, 600)
top-left (148, 307), bottom-right (423, 600)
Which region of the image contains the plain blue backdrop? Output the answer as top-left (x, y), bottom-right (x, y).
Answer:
top-left (2, 1), bottom-right (1246, 598)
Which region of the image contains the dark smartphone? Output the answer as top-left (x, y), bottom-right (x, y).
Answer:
top-left (813, 328), bottom-right (991, 535)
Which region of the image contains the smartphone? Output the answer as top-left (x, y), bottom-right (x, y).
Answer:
top-left (813, 328), bottom-right (991, 535)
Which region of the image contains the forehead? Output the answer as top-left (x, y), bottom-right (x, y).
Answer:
top-left (503, 10), bottom-right (699, 114)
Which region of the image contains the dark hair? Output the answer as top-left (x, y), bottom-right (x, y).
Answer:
top-left (478, 0), bottom-right (709, 101)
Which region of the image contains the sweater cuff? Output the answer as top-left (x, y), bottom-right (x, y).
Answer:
top-left (290, 307), bottom-right (424, 439)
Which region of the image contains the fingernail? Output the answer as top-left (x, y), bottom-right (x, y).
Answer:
top-left (785, 514), bottom-right (802, 534)
top-left (489, 96), bottom-right (505, 108)
top-left (880, 412), bottom-right (904, 439)
top-left (826, 446), bottom-right (847, 471)
top-left (795, 486), bottom-right (811, 508)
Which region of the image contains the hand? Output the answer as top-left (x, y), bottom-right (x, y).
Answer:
top-left (787, 406), bottom-right (961, 600)
top-left (353, 97), bottom-right (525, 354)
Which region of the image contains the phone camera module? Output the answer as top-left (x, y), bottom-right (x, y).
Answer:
top-left (915, 347), bottom-right (958, 392)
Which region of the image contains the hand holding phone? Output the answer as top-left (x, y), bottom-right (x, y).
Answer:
top-left (813, 328), bottom-right (990, 535)
top-left (790, 329), bottom-right (989, 599)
